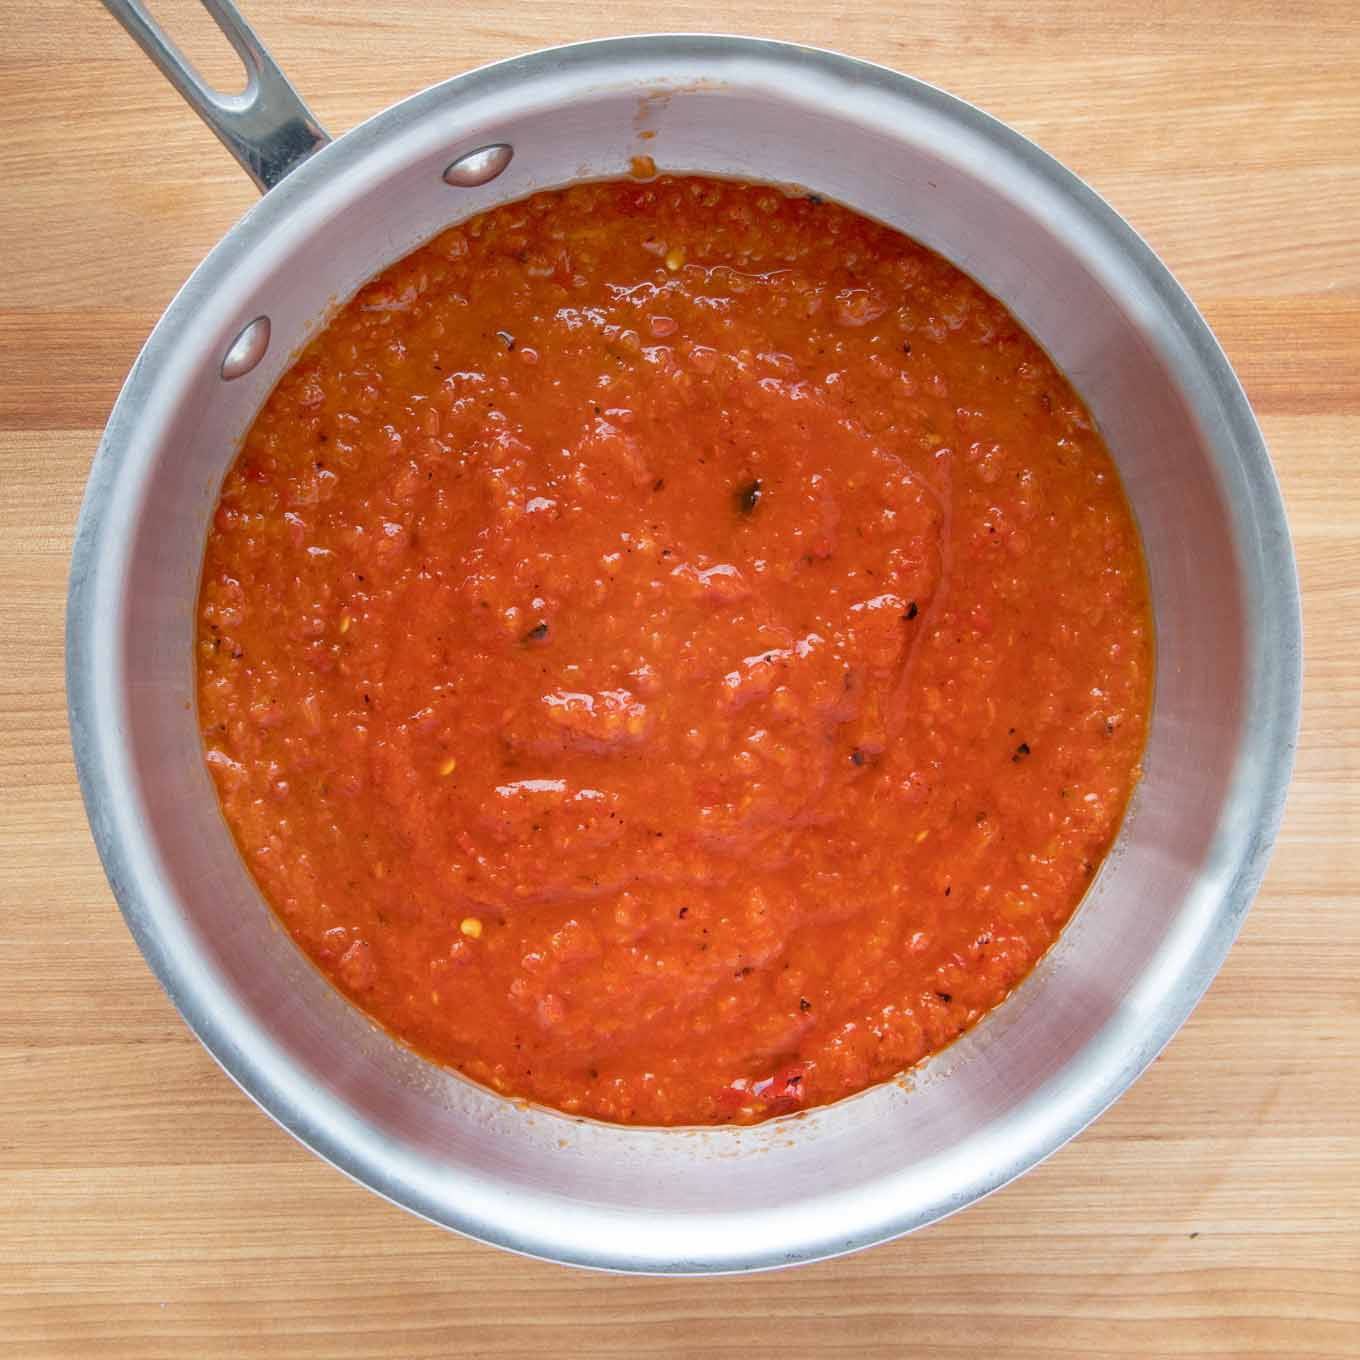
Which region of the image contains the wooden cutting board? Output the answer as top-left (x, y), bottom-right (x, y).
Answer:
top-left (2, 2), bottom-right (1356, 1355)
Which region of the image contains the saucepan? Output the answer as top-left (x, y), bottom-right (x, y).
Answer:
top-left (67, 0), bottom-right (1301, 1272)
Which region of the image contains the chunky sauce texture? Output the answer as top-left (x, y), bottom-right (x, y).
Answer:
top-left (198, 175), bottom-right (1152, 1125)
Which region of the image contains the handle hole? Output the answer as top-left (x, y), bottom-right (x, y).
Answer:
top-left (142, 0), bottom-right (248, 96)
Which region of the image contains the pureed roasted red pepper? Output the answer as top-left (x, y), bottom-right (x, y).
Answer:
top-left (197, 175), bottom-right (1152, 1125)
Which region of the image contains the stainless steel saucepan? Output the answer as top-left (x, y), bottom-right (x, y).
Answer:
top-left (68, 0), bottom-right (1302, 1273)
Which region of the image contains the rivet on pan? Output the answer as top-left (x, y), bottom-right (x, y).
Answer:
top-left (443, 143), bottom-right (514, 188)
top-left (221, 316), bottom-right (271, 381)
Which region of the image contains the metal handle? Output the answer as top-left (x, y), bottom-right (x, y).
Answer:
top-left (102, 0), bottom-right (331, 193)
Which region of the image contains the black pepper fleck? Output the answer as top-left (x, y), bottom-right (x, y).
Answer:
top-left (735, 478), bottom-right (763, 516)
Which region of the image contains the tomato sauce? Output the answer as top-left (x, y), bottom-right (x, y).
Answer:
top-left (197, 175), bottom-right (1152, 1125)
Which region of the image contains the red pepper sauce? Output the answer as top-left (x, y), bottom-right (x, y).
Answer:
top-left (197, 176), bottom-right (1152, 1125)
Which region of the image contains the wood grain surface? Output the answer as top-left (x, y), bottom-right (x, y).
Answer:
top-left (3, 1), bottom-right (1357, 1355)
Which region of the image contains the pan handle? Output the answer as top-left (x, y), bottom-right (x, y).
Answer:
top-left (101, 0), bottom-right (331, 193)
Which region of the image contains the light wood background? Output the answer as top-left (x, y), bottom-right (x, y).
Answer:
top-left (2, 1), bottom-right (1357, 1355)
